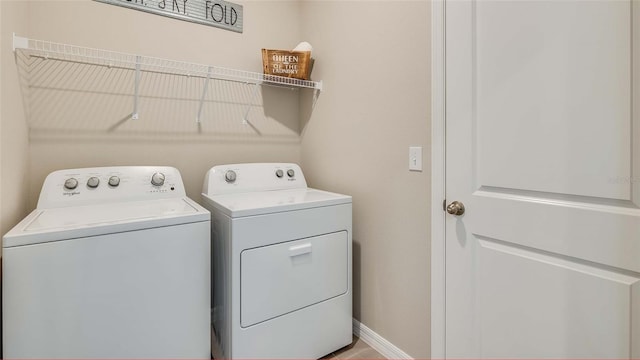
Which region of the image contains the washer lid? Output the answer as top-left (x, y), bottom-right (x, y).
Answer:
top-left (201, 188), bottom-right (352, 218)
top-left (3, 198), bottom-right (209, 248)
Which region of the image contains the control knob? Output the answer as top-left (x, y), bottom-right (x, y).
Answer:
top-left (64, 178), bottom-right (78, 190)
top-left (87, 177), bottom-right (100, 188)
top-left (108, 176), bottom-right (120, 187)
top-left (225, 170), bottom-right (237, 183)
top-left (287, 169), bottom-right (295, 178)
top-left (151, 172), bottom-right (165, 186)
top-left (275, 169), bottom-right (284, 178)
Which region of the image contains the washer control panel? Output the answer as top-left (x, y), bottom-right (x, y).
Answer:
top-left (203, 163), bottom-right (308, 195)
top-left (38, 166), bottom-right (186, 209)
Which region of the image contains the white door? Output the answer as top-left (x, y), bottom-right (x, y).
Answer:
top-left (445, 0), bottom-right (640, 358)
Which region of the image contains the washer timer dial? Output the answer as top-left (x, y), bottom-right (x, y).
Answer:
top-left (151, 172), bottom-right (166, 186)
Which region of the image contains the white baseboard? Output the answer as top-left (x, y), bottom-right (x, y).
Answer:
top-left (352, 318), bottom-right (413, 359)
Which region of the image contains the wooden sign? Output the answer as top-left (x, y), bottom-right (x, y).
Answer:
top-left (94, 0), bottom-right (243, 33)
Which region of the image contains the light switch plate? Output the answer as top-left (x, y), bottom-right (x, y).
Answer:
top-left (409, 146), bottom-right (422, 171)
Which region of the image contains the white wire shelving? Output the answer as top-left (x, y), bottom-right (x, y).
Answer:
top-left (12, 34), bottom-right (322, 131)
top-left (12, 34), bottom-right (322, 91)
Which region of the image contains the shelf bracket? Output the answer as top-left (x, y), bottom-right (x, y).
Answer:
top-left (13, 33), bottom-right (29, 52)
top-left (196, 66), bottom-right (213, 123)
top-left (132, 55), bottom-right (141, 120)
top-left (242, 83), bottom-right (262, 135)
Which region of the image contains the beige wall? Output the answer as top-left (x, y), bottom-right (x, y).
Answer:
top-left (299, 1), bottom-right (431, 358)
top-left (1, 1), bottom-right (30, 249)
top-left (24, 0), bottom-right (304, 206)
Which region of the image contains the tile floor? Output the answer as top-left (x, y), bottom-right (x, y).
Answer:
top-left (322, 335), bottom-right (385, 359)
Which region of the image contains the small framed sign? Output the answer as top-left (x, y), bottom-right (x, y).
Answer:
top-left (94, 0), bottom-right (243, 33)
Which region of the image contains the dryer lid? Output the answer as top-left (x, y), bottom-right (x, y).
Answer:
top-left (201, 188), bottom-right (351, 218)
top-left (3, 198), bottom-right (209, 248)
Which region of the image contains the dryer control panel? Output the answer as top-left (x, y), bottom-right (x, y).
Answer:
top-left (37, 166), bottom-right (186, 209)
top-left (203, 163), bottom-right (308, 195)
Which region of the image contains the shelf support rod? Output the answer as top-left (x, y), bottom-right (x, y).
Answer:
top-left (132, 55), bottom-right (141, 120)
top-left (196, 66), bottom-right (213, 123)
top-left (242, 83), bottom-right (262, 135)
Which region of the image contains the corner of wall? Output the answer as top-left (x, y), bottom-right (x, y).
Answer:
top-left (1, 1), bottom-right (31, 244)
top-left (297, 1), bottom-right (431, 358)
top-left (353, 318), bottom-right (413, 360)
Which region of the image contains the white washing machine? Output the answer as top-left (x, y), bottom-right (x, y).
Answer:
top-left (3, 166), bottom-right (210, 359)
top-left (201, 163), bottom-right (352, 359)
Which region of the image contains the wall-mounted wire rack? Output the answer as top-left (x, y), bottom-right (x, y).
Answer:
top-left (12, 33), bottom-right (322, 131)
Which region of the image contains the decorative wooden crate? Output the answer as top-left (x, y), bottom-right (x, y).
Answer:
top-left (262, 49), bottom-right (313, 80)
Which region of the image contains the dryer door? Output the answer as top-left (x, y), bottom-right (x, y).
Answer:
top-left (240, 231), bottom-right (348, 327)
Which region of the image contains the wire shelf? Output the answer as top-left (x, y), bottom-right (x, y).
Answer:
top-left (12, 34), bottom-right (321, 136)
top-left (12, 34), bottom-right (323, 91)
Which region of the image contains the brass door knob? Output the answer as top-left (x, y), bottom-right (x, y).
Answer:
top-left (446, 201), bottom-right (465, 216)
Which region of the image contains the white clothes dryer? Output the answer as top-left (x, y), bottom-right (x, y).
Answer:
top-left (3, 166), bottom-right (210, 359)
top-left (201, 163), bottom-right (352, 359)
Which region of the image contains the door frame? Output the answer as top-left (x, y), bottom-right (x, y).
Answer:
top-left (430, 0), bottom-right (446, 358)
